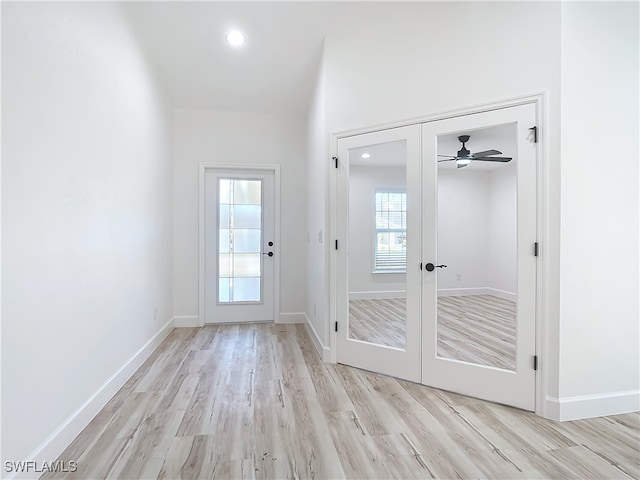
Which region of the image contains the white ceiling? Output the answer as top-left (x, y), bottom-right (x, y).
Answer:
top-left (121, 2), bottom-right (364, 114)
top-left (349, 124), bottom-right (516, 171)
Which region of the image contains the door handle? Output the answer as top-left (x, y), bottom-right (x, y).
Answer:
top-left (262, 252), bottom-right (274, 257)
top-left (425, 263), bottom-right (447, 272)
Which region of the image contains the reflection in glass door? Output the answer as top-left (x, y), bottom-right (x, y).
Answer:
top-left (336, 125), bottom-right (421, 383)
top-left (348, 145), bottom-right (408, 349)
top-left (435, 125), bottom-right (518, 371)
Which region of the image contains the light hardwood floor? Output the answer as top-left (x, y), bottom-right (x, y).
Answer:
top-left (349, 298), bottom-right (407, 349)
top-left (45, 324), bottom-right (639, 480)
top-left (349, 295), bottom-right (516, 370)
top-left (437, 295), bottom-right (516, 370)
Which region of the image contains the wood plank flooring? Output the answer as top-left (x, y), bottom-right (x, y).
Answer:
top-left (437, 295), bottom-right (516, 370)
top-left (45, 324), bottom-right (639, 480)
top-left (349, 295), bottom-right (516, 370)
top-left (349, 298), bottom-right (407, 349)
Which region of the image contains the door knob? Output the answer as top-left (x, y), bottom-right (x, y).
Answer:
top-left (425, 263), bottom-right (447, 271)
top-left (262, 252), bottom-right (274, 257)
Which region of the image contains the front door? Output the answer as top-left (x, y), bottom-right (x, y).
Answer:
top-left (204, 168), bottom-right (275, 323)
top-left (336, 125), bottom-right (422, 382)
top-left (421, 104), bottom-right (537, 410)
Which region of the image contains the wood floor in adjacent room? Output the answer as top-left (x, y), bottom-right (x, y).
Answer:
top-left (349, 295), bottom-right (516, 370)
top-left (45, 324), bottom-right (639, 480)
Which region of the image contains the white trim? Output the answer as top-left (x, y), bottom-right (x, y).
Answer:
top-left (304, 313), bottom-right (330, 361)
top-left (6, 319), bottom-right (174, 480)
top-left (436, 287), bottom-right (517, 302)
top-left (437, 287), bottom-right (490, 297)
top-left (349, 290), bottom-right (406, 300)
top-left (546, 390), bottom-right (640, 422)
top-left (485, 288), bottom-right (517, 302)
top-left (173, 315), bottom-right (199, 328)
top-left (277, 312), bottom-right (307, 324)
top-left (333, 92), bottom-right (546, 140)
top-left (198, 163), bottom-right (281, 327)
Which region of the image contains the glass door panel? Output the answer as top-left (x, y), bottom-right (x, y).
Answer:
top-left (336, 125), bottom-right (421, 383)
top-left (218, 178), bottom-right (263, 304)
top-left (435, 124), bottom-right (517, 370)
top-left (348, 142), bottom-right (408, 349)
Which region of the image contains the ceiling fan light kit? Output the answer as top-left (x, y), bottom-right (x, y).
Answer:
top-left (438, 134), bottom-right (512, 169)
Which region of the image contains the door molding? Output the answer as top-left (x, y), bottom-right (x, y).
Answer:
top-left (199, 163), bottom-right (281, 326)
top-left (329, 93), bottom-right (548, 416)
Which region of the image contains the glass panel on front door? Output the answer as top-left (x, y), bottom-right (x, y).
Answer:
top-left (218, 178), bottom-right (263, 303)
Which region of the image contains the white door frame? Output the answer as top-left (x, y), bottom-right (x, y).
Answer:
top-left (199, 163), bottom-right (281, 326)
top-left (329, 93), bottom-right (549, 417)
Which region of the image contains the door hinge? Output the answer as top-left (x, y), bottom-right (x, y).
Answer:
top-left (335, 239), bottom-right (338, 250)
top-left (533, 355), bottom-right (538, 371)
top-left (534, 242), bottom-right (539, 257)
top-left (529, 126), bottom-right (538, 143)
top-left (332, 156), bottom-right (338, 168)
top-left (335, 321), bottom-right (338, 332)
top-left (420, 262), bottom-right (423, 270)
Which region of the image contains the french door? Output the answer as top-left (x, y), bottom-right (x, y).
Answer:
top-left (336, 125), bottom-right (422, 382)
top-left (421, 104), bottom-right (537, 410)
top-left (335, 103), bottom-right (538, 410)
top-left (204, 168), bottom-right (275, 323)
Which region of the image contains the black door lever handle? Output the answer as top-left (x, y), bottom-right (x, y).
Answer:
top-left (425, 263), bottom-right (447, 271)
top-left (262, 252), bottom-right (274, 257)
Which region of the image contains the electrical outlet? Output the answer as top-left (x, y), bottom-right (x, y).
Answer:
top-left (318, 230), bottom-right (323, 243)
top-left (456, 273), bottom-right (462, 281)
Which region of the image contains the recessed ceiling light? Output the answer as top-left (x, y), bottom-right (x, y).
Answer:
top-left (361, 153), bottom-right (371, 159)
top-left (225, 30), bottom-right (246, 48)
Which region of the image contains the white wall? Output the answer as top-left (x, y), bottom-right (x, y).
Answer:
top-left (306, 50), bottom-right (330, 351)
top-left (437, 170), bottom-right (490, 291)
top-left (348, 166), bottom-right (406, 297)
top-left (2, 1), bottom-right (173, 468)
top-left (487, 164), bottom-right (517, 296)
top-left (172, 109), bottom-right (307, 322)
top-left (558, 2), bottom-right (639, 418)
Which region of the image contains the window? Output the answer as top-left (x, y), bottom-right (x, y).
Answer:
top-left (374, 191), bottom-right (406, 271)
top-left (218, 178), bottom-right (263, 303)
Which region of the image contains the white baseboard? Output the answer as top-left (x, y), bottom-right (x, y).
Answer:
top-left (303, 313), bottom-right (331, 361)
top-left (349, 290), bottom-right (406, 300)
top-left (7, 319), bottom-right (174, 480)
top-left (437, 287), bottom-right (487, 297)
top-left (277, 312), bottom-right (307, 324)
top-left (172, 315), bottom-right (199, 328)
top-left (485, 287), bottom-right (517, 302)
top-left (546, 390), bottom-right (640, 421)
top-left (437, 287), bottom-right (517, 302)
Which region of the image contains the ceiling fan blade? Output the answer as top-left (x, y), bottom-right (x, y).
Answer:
top-left (474, 156), bottom-right (512, 162)
top-left (437, 158), bottom-right (456, 163)
top-left (471, 149), bottom-right (502, 157)
top-left (438, 154), bottom-right (456, 158)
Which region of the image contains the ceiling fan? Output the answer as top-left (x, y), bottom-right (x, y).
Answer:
top-left (438, 135), bottom-right (512, 169)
